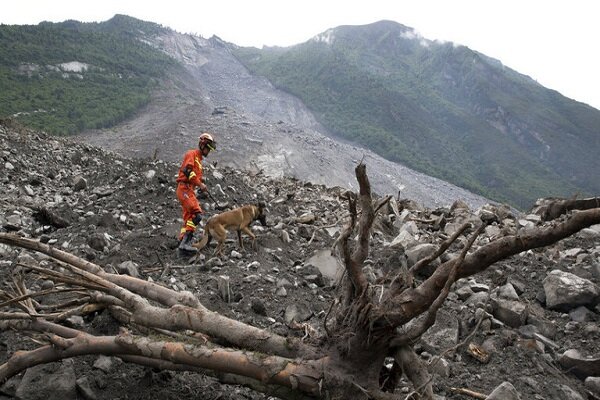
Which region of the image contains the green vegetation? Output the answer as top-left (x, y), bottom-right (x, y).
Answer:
top-left (234, 22), bottom-right (600, 208)
top-left (0, 15), bottom-right (176, 134)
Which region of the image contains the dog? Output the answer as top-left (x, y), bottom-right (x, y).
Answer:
top-left (193, 202), bottom-right (267, 257)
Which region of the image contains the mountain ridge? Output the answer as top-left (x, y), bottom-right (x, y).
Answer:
top-left (233, 20), bottom-right (600, 208)
top-left (1, 15), bottom-right (598, 209)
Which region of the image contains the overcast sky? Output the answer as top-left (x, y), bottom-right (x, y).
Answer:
top-left (3, 0), bottom-right (600, 110)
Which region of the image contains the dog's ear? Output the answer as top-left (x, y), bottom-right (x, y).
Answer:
top-left (257, 201), bottom-right (266, 209)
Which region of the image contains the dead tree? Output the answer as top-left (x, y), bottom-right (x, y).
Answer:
top-left (1, 164), bottom-right (599, 399)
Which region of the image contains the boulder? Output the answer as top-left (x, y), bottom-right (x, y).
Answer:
top-left (558, 349), bottom-right (600, 379)
top-left (486, 381), bottom-right (521, 400)
top-left (543, 270), bottom-right (600, 310)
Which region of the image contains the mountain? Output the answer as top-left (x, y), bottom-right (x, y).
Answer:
top-left (72, 17), bottom-right (490, 209)
top-left (233, 20), bottom-right (600, 208)
top-left (1, 16), bottom-right (598, 209)
top-left (0, 15), bottom-right (175, 134)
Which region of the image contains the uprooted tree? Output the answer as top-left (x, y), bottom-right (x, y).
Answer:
top-left (1, 164), bottom-right (599, 400)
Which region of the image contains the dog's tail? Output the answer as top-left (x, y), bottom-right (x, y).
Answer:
top-left (192, 227), bottom-right (211, 250)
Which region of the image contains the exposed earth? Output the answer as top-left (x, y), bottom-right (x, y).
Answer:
top-left (1, 120), bottom-right (600, 400)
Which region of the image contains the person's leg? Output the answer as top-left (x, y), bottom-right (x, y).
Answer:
top-left (176, 185), bottom-right (202, 252)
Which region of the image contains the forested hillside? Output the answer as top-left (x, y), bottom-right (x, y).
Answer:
top-left (0, 15), bottom-right (176, 134)
top-left (234, 21), bottom-right (600, 208)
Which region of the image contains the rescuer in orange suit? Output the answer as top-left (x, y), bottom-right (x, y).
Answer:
top-left (176, 132), bottom-right (216, 253)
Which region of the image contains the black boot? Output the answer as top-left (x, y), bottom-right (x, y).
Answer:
top-left (178, 231), bottom-right (197, 253)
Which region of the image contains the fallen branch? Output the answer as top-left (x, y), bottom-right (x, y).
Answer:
top-left (448, 387), bottom-right (487, 399)
top-left (378, 207), bottom-right (600, 328)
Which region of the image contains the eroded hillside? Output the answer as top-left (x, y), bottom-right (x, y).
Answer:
top-left (77, 30), bottom-right (491, 210)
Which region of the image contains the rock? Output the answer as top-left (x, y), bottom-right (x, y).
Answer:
top-left (543, 270), bottom-right (600, 310)
top-left (558, 349), bottom-right (600, 378)
top-left (280, 230), bottom-right (291, 243)
top-left (295, 213), bottom-right (316, 224)
top-left (76, 376), bottom-right (97, 400)
top-left (491, 297), bottom-right (528, 328)
top-left (5, 214), bottom-right (23, 230)
top-left (117, 260), bottom-right (140, 278)
top-left (526, 306), bottom-right (557, 339)
top-left (217, 275), bottom-right (232, 302)
top-left (284, 303), bottom-right (312, 324)
top-left (470, 282), bottom-right (490, 292)
top-left (406, 243), bottom-right (440, 277)
top-left (455, 285), bottom-right (474, 300)
top-left (93, 355), bottom-right (115, 373)
top-left (306, 249), bottom-right (341, 282)
top-left (585, 377), bottom-right (600, 395)
top-left (450, 199), bottom-right (469, 212)
top-left (465, 292), bottom-right (490, 308)
top-left (72, 175), bottom-right (87, 191)
top-left (250, 298), bottom-right (267, 316)
top-left (388, 230), bottom-right (417, 249)
top-left (427, 357), bottom-right (451, 378)
top-left (304, 274), bottom-right (326, 287)
top-left (485, 381), bottom-right (521, 399)
top-left (16, 252), bottom-right (39, 269)
top-left (498, 283), bottom-right (520, 300)
top-left (87, 233), bottom-right (108, 252)
top-left (558, 384), bottom-right (585, 400)
top-left (421, 310), bottom-right (459, 354)
top-left (297, 224), bottom-right (311, 239)
top-left (569, 306), bottom-right (594, 322)
top-left (16, 360), bottom-right (77, 400)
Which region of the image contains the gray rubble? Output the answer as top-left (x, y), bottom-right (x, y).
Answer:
top-left (1, 120), bottom-right (599, 399)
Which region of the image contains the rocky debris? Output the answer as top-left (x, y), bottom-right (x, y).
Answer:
top-left (1, 120), bottom-right (599, 399)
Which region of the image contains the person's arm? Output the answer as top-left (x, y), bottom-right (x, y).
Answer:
top-left (180, 152), bottom-right (199, 185)
top-left (182, 152), bottom-right (204, 187)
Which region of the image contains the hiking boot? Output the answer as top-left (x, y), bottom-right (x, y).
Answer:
top-left (177, 231), bottom-right (197, 253)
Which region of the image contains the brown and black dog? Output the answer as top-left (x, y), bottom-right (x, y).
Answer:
top-left (193, 202), bottom-right (267, 256)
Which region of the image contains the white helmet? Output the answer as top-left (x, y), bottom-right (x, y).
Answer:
top-left (198, 132), bottom-right (216, 151)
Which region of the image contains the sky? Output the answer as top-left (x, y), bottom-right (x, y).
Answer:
top-left (3, 0), bottom-right (600, 110)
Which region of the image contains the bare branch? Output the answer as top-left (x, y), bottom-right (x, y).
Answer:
top-left (448, 387), bottom-right (487, 399)
top-left (373, 195), bottom-right (393, 215)
top-left (0, 233), bottom-right (318, 359)
top-left (308, 217), bottom-right (347, 246)
top-left (378, 208), bottom-right (600, 329)
top-left (391, 222), bottom-right (484, 345)
top-left (0, 330), bottom-right (325, 396)
top-left (533, 196), bottom-right (600, 221)
top-left (0, 234), bottom-right (200, 308)
top-left (394, 346), bottom-right (434, 399)
top-left (406, 221), bottom-right (471, 279)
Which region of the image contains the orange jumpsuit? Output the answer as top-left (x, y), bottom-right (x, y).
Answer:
top-left (176, 149), bottom-right (204, 240)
